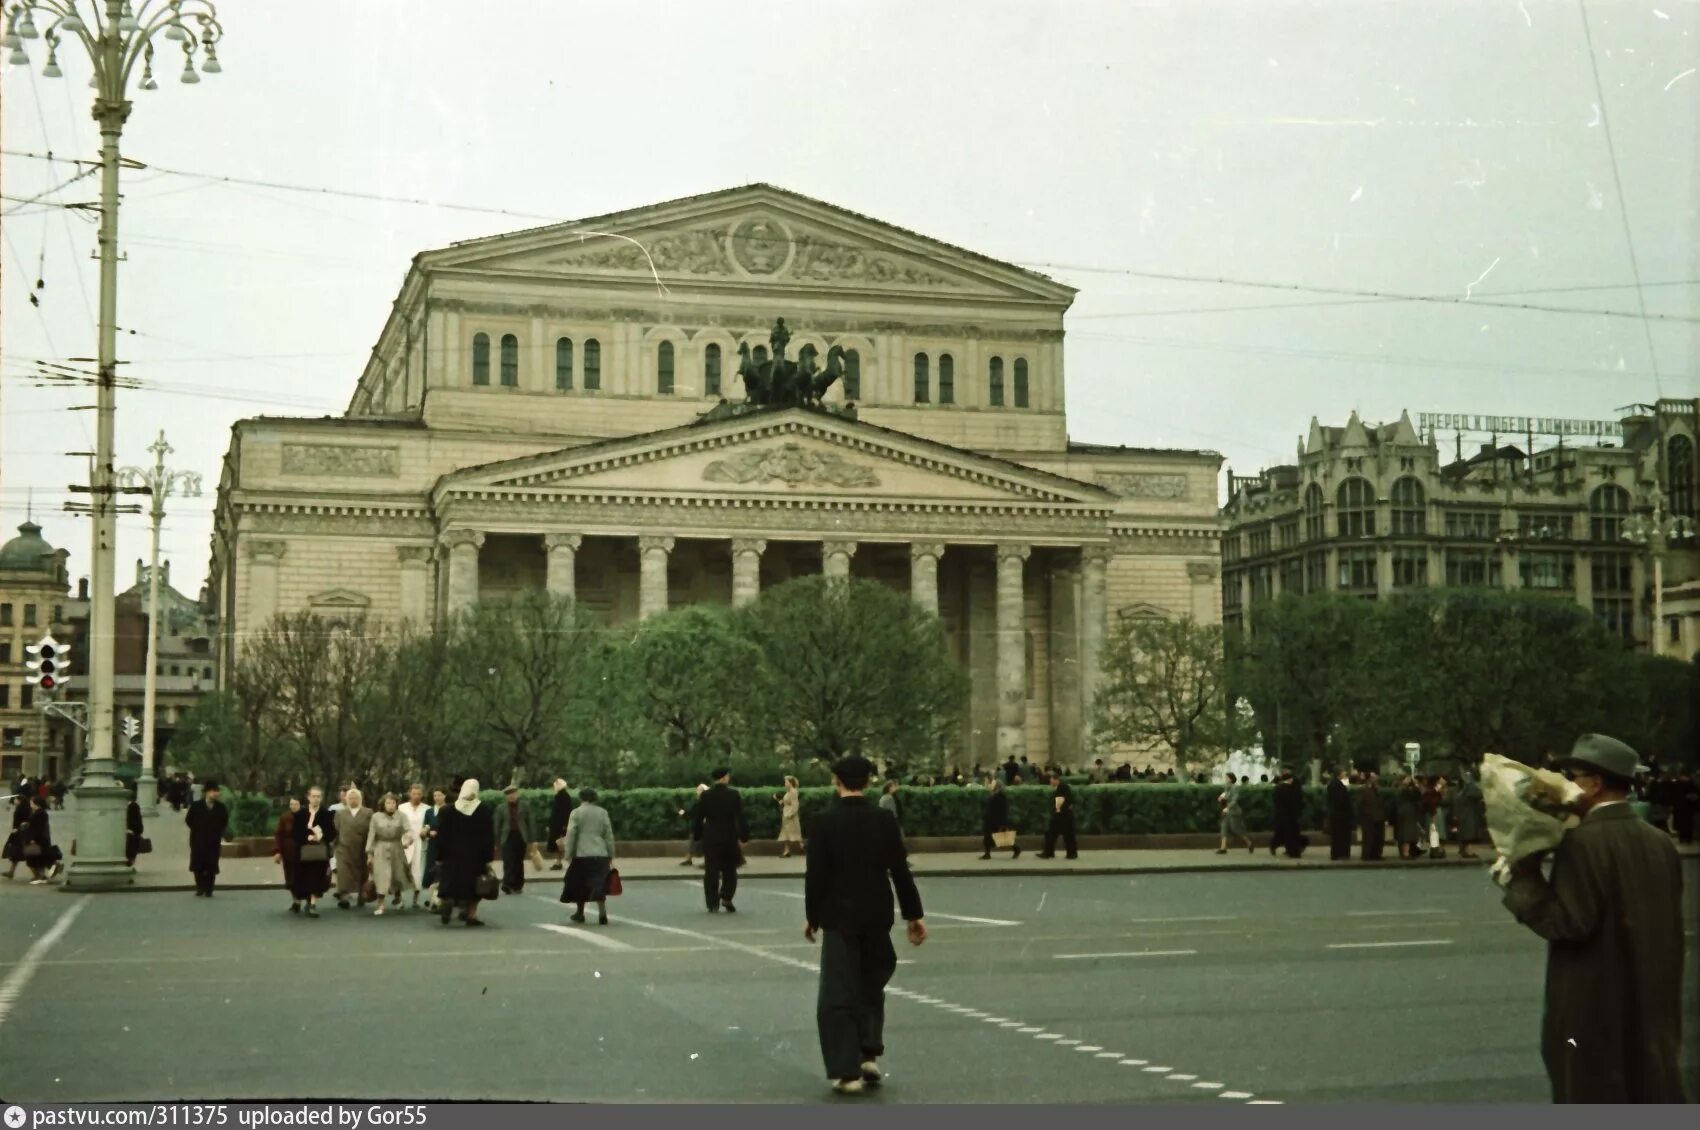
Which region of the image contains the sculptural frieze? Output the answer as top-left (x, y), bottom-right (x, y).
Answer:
top-left (702, 442), bottom-right (881, 489)
top-left (548, 228), bottom-right (734, 275)
top-left (730, 216), bottom-right (793, 275)
top-left (281, 444), bottom-right (400, 478)
top-left (1096, 472), bottom-right (1190, 501)
top-left (790, 236), bottom-right (962, 288)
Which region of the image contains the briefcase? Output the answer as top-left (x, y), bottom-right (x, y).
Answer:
top-left (136, 837), bottom-right (153, 855)
top-left (991, 829), bottom-right (1017, 849)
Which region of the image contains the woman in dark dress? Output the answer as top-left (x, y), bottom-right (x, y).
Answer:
top-left (436, 778), bottom-right (495, 927)
top-left (273, 796), bottom-right (301, 893)
top-left (1394, 775), bottom-right (1424, 859)
top-left (124, 795), bottom-right (146, 866)
top-left (23, 794), bottom-right (62, 883)
top-left (421, 787), bottom-right (446, 910)
top-left (290, 787), bottom-right (336, 916)
top-left (3, 793), bottom-right (29, 879)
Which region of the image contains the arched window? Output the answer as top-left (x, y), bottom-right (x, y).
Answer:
top-left (500, 334), bottom-right (519, 387)
top-left (913, 353), bottom-right (930, 403)
top-left (657, 341), bottom-right (675, 395)
top-left (1304, 483), bottom-right (1326, 541)
top-left (1390, 477), bottom-right (1425, 535)
top-left (1013, 358), bottom-right (1030, 408)
top-left (555, 338), bottom-right (574, 391)
top-left (844, 350), bottom-right (861, 401)
top-left (754, 345), bottom-right (769, 365)
top-left (704, 343), bottom-right (722, 397)
top-left (471, 332), bottom-right (491, 386)
top-left (1669, 435), bottom-right (1695, 518)
top-left (1336, 478), bottom-right (1376, 536)
top-left (938, 353), bottom-right (955, 404)
top-left (583, 338), bottom-right (601, 391)
top-left (1589, 484), bottom-right (1631, 542)
top-left (988, 356), bottom-right (1005, 407)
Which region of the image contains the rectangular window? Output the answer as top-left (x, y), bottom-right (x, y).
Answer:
top-left (1591, 550), bottom-right (1633, 596)
top-left (1306, 551), bottom-right (1328, 593)
top-left (0, 605), bottom-right (11, 627)
top-left (1279, 556), bottom-right (1304, 594)
top-left (170, 665), bottom-right (181, 677)
top-left (913, 355), bottom-right (930, 404)
top-left (1222, 572), bottom-right (1243, 612)
top-left (51, 605), bottom-right (62, 624)
top-left (22, 605), bottom-right (36, 628)
top-left (20, 685), bottom-right (31, 709)
top-left (1277, 520), bottom-right (1299, 551)
top-left (1248, 529), bottom-right (1272, 557)
top-left (1390, 507), bottom-right (1425, 536)
top-left (204, 667), bottom-right (214, 680)
top-left (1445, 550), bottom-right (1502, 587)
top-left (583, 339), bottom-right (601, 391)
top-left (1517, 512), bottom-right (1571, 540)
top-left (1393, 549), bottom-right (1427, 588)
top-left (3, 728), bottom-right (22, 749)
top-left (1594, 597), bottom-right (1635, 642)
top-left (1223, 536), bottom-right (1242, 563)
top-left (0, 642), bottom-right (9, 664)
top-left (1337, 547), bottom-right (1377, 591)
top-left (556, 338), bottom-right (574, 391)
top-left (1444, 510), bottom-right (1499, 540)
top-left (844, 351), bottom-right (861, 401)
top-left (0, 684), bottom-right (9, 708)
top-left (1250, 566), bottom-right (1275, 602)
top-left (1518, 551), bottom-right (1575, 592)
top-left (938, 355), bottom-right (955, 404)
top-left (1668, 617), bottom-right (1681, 643)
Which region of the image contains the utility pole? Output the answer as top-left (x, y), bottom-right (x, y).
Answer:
top-left (5, 0), bottom-right (225, 888)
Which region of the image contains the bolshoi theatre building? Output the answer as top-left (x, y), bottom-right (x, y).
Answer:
top-left (209, 185), bottom-right (1223, 766)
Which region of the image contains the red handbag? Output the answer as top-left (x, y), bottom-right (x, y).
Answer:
top-left (605, 869), bottom-right (623, 897)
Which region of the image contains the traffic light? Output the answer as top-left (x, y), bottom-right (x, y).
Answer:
top-left (23, 634), bottom-right (71, 693)
top-left (123, 715), bottom-right (141, 741)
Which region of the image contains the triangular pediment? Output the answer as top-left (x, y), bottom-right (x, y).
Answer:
top-left (420, 185), bottom-right (1075, 303)
top-left (439, 409), bottom-right (1111, 507)
top-left (307, 588), bottom-right (371, 609)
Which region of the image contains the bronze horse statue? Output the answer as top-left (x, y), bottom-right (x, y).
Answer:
top-left (736, 340), bottom-right (849, 409)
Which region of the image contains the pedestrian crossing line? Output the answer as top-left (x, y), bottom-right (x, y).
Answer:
top-left (1094, 1052), bottom-right (1123, 1059)
top-left (742, 888), bottom-right (1021, 927)
top-left (534, 923), bottom-right (635, 951)
top-left (1248, 1100), bottom-right (1285, 1105)
top-left (1054, 949), bottom-right (1199, 960)
top-left (1018, 1026), bottom-right (1044, 1033)
top-left (1166, 1074), bottom-right (1198, 1081)
top-left (1345, 908), bottom-right (1447, 917)
top-left (1119, 1060), bottom-right (1149, 1067)
top-left (1142, 1065), bottom-right (1175, 1073)
top-left (0, 896), bottom-right (90, 1031)
top-left (1192, 1082), bottom-right (1225, 1090)
top-left (1219, 1092), bottom-right (1253, 1099)
top-left (1035, 1033), bottom-right (1065, 1040)
top-left (1326, 939), bottom-right (1453, 950)
top-left (999, 1021), bottom-right (1026, 1028)
top-left (1056, 1038), bottom-right (1082, 1046)
top-left (981, 1016), bottom-right (1009, 1023)
top-left (1074, 1045), bottom-right (1104, 1052)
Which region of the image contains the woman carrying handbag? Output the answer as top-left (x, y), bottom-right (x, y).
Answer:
top-left (437, 779), bottom-right (496, 927)
top-left (559, 787), bottom-right (617, 926)
top-left (291, 787), bottom-right (335, 917)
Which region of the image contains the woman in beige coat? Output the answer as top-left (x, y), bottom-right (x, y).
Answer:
top-left (366, 793), bottom-right (416, 915)
top-left (775, 776), bottom-right (804, 857)
top-left (333, 788), bottom-right (373, 909)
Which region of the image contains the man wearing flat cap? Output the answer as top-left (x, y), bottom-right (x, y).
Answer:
top-left (805, 755), bottom-right (927, 1096)
top-left (1500, 733), bottom-right (1687, 1103)
top-left (693, 766), bottom-right (748, 913)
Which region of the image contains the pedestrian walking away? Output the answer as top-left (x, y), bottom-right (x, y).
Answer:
top-left (1357, 772), bottom-right (1387, 862)
top-left (548, 778), bottom-right (573, 871)
top-left (776, 775), bottom-right (804, 858)
top-left (1500, 733), bottom-right (1687, 1103)
top-left (273, 796), bottom-right (301, 895)
top-left (436, 778), bottom-right (496, 927)
top-left (679, 783), bottom-right (708, 867)
top-left (333, 788), bottom-right (374, 909)
top-left (560, 787), bottom-right (616, 926)
top-left (421, 788), bottom-right (446, 909)
top-left (693, 767), bottom-right (749, 912)
top-left (1270, 767), bottom-right (1305, 857)
top-left (979, 777), bottom-right (1021, 859)
top-left (1039, 771), bottom-right (1077, 859)
top-left (185, 782), bottom-right (231, 897)
top-left (291, 787), bottom-right (335, 916)
top-left (366, 793), bottom-right (417, 915)
top-left (1216, 773), bottom-right (1253, 854)
top-left (20, 794), bottom-right (62, 884)
top-left (496, 784), bottom-right (532, 895)
top-left (124, 791), bottom-right (147, 868)
top-left (2, 792), bottom-right (30, 880)
top-left (805, 754), bottom-right (927, 1096)
top-left (1326, 768), bottom-right (1354, 860)
top-left (399, 784), bottom-right (430, 905)
top-left (878, 779), bottom-right (903, 835)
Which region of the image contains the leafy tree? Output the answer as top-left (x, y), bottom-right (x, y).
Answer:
top-left (365, 624), bottom-right (476, 790)
top-left (735, 576), bottom-right (966, 768)
top-left (1231, 592), bottom-right (1372, 768)
top-left (171, 691), bottom-right (300, 794)
top-left (625, 604), bottom-right (769, 767)
top-left (1092, 614), bottom-right (1240, 772)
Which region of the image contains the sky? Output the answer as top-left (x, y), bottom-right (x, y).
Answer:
top-left (2, 0), bottom-right (1696, 598)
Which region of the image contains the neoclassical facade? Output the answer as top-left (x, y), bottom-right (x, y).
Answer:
top-left (209, 185), bottom-right (1223, 765)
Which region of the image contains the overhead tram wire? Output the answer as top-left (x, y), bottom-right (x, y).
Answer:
top-left (5, 146), bottom-right (1696, 326)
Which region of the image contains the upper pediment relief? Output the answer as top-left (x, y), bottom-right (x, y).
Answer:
top-left (422, 185), bottom-right (1075, 303)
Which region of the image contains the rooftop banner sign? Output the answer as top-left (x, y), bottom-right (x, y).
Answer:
top-left (1418, 412), bottom-right (1623, 439)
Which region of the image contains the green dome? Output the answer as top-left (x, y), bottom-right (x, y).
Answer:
top-left (0, 522), bottom-right (57, 573)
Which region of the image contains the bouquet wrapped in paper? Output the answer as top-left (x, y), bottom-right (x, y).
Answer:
top-left (1481, 753), bottom-right (1582, 882)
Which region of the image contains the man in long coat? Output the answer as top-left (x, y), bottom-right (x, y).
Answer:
top-left (1356, 772), bottom-right (1387, 862)
top-left (693, 768), bottom-right (749, 913)
top-left (1326, 768), bottom-right (1355, 860)
top-left (333, 788), bottom-right (373, 908)
top-left (1270, 768), bottom-right (1305, 857)
top-left (1501, 733), bottom-right (1687, 1103)
top-left (1452, 771), bottom-right (1487, 859)
top-left (185, 781), bottom-right (230, 897)
top-left (495, 784), bottom-right (532, 894)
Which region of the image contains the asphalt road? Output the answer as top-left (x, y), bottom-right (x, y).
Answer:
top-left (1, 866), bottom-right (1695, 1104)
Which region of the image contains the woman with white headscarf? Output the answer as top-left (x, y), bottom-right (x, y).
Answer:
top-left (435, 779), bottom-right (495, 926)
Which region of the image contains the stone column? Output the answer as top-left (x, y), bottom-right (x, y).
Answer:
top-left (544, 533), bottom-right (583, 601)
top-left (731, 539), bottom-right (766, 608)
top-left (397, 545), bottom-right (432, 622)
top-left (1188, 561), bottom-right (1218, 622)
top-left (639, 535), bottom-right (675, 620)
top-left (1080, 545), bottom-right (1111, 751)
top-left (910, 543), bottom-right (945, 616)
top-left (995, 543), bottom-right (1032, 761)
top-left (246, 540), bottom-right (287, 626)
top-left (441, 529), bottom-right (484, 616)
top-left (822, 539), bottom-right (858, 579)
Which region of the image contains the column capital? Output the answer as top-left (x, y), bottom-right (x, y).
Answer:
top-left (440, 529), bottom-right (485, 551)
top-left (246, 539), bottom-right (287, 562)
top-left (731, 538), bottom-right (768, 557)
top-left (396, 545), bottom-right (432, 566)
top-left (1081, 544), bottom-right (1113, 567)
top-left (909, 542), bottom-right (946, 561)
top-left (544, 533), bottom-right (584, 553)
top-left (822, 540), bottom-right (859, 558)
top-left (995, 542), bottom-right (1032, 565)
top-left (639, 535), bottom-right (676, 554)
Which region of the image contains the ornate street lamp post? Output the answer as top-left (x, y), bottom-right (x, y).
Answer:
top-left (5, 0), bottom-right (224, 888)
top-left (117, 430), bottom-right (202, 812)
top-left (1623, 486), bottom-right (1696, 656)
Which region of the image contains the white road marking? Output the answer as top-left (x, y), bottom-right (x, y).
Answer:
top-left (534, 923), bottom-right (635, 951)
top-left (1055, 949), bottom-right (1198, 960)
top-left (1219, 1092), bottom-right (1253, 1099)
top-left (1193, 1082), bottom-right (1225, 1090)
top-left (1326, 940), bottom-right (1453, 950)
top-left (1035, 1033), bottom-right (1064, 1040)
top-left (1248, 1100), bottom-right (1285, 1105)
top-left (1123, 915), bottom-right (1239, 924)
top-left (1018, 1026), bottom-right (1043, 1033)
top-left (745, 889), bottom-right (1020, 926)
top-left (982, 1016), bottom-right (1009, 1023)
top-left (1095, 1052), bottom-right (1123, 1059)
top-left (1119, 1059), bottom-right (1148, 1066)
top-left (1075, 1045), bottom-right (1103, 1052)
top-left (1142, 1065), bottom-right (1174, 1073)
top-left (1057, 1038), bottom-right (1082, 1046)
top-left (1000, 1021), bottom-right (1025, 1028)
top-left (1345, 909), bottom-right (1446, 917)
top-left (1167, 1074), bottom-right (1198, 1081)
top-left (0, 897), bottom-right (90, 1030)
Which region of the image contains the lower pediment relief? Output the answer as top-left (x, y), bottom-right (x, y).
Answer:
top-left (701, 442), bottom-right (881, 489)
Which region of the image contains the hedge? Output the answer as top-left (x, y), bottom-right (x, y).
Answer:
top-left (225, 783), bottom-right (1329, 841)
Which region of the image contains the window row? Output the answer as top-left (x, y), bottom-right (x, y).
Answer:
top-left (0, 682), bottom-right (36, 709)
top-left (0, 604), bottom-right (60, 628)
top-left (913, 354), bottom-right (1031, 408)
top-left (471, 335), bottom-right (870, 400)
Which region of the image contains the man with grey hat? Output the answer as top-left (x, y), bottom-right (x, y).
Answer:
top-left (1500, 733), bottom-right (1687, 1104)
top-left (804, 755), bottom-right (927, 1096)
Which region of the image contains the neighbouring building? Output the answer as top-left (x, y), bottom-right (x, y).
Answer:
top-left (1219, 400), bottom-right (1700, 658)
top-left (208, 184), bottom-right (1224, 767)
top-left (0, 521), bottom-right (73, 781)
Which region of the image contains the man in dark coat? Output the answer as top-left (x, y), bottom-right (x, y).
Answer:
top-left (805, 754), bottom-right (927, 1096)
top-left (693, 767), bottom-right (748, 913)
top-left (1326, 768), bottom-right (1354, 860)
top-left (547, 778), bottom-right (572, 870)
top-left (1501, 733), bottom-right (1687, 1104)
top-left (1452, 771), bottom-right (1487, 859)
top-left (1270, 768), bottom-right (1304, 857)
top-left (1038, 771), bottom-right (1077, 859)
top-left (495, 785), bottom-right (532, 895)
top-left (1357, 772), bottom-right (1386, 861)
top-left (978, 778), bottom-right (1020, 860)
top-left (1673, 771), bottom-right (1697, 844)
top-left (184, 781), bottom-right (230, 897)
